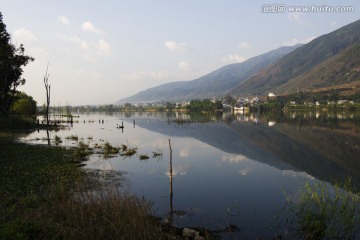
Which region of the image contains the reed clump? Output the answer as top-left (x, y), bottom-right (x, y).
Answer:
top-left (54, 135), bottom-right (62, 145)
top-left (285, 180), bottom-right (360, 240)
top-left (74, 141), bottom-right (93, 159)
top-left (48, 186), bottom-right (163, 240)
top-left (139, 154), bottom-right (150, 160)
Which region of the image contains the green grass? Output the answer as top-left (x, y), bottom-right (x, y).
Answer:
top-left (0, 127), bottom-right (172, 239)
top-left (0, 115), bottom-right (36, 131)
top-left (0, 135), bottom-right (85, 239)
top-left (284, 181), bottom-right (360, 240)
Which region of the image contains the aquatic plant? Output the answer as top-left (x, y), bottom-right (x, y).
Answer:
top-left (120, 144), bottom-right (128, 152)
top-left (120, 146), bottom-right (137, 156)
top-left (285, 180), bottom-right (360, 239)
top-left (65, 135), bottom-right (79, 141)
top-left (102, 142), bottom-right (120, 159)
top-left (74, 141), bottom-right (92, 159)
top-left (139, 154), bottom-right (150, 160)
top-left (152, 148), bottom-right (163, 158)
top-left (103, 142), bottom-right (120, 154)
top-left (54, 135), bottom-right (62, 145)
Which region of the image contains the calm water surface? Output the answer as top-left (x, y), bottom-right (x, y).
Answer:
top-left (22, 111), bottom-right (360, 239)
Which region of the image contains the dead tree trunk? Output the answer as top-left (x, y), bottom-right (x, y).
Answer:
top-left (43, 65), bottom-right (50, 127)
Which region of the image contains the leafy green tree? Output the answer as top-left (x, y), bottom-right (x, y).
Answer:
top-left (10, 92), bottom-right (37, 115)
top-left (0, 12), bottom-right (34, 114)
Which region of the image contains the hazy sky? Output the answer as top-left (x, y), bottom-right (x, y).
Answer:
top-left (1, 0), bottom-right (359, 105)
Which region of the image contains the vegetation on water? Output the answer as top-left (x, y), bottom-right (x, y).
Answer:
top-left (65, 134), bottom-right (79, 141)
top-left (282, 180), bottom-right (360, 240)
top-left (139, 154), bottom-right (150, 160)
top-left (0, 118), bottom-right (177, 240)
top-left (152, 148), bottom-right (163, 158)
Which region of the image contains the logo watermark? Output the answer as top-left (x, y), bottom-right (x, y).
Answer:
top-left (261, 4), bottom-right (355, 13)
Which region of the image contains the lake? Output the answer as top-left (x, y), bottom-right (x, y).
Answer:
top-left (22, 110), bottom-right (360, 239)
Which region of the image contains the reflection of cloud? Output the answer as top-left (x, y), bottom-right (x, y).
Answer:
top-left (85, 156), bottom-right (113, 170)
top-left (166, 163), bottom-right (190, 177)
top-left (179, 147), bottom-right (190, 158)
top-left (268, 121), bottom-right (276, 127)
top-left (222, 154), bottom-right (248, 164)
top-left (282, 170), bottom-right (315, 180)
top-left (238, 167), bottom-right (252, 176)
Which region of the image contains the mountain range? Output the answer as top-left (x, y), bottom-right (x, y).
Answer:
top-left (118, 19), bottom-right (360, 104)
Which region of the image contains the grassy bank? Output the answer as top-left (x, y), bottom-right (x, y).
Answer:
top-left (0, 118), bottom-right (169, 239)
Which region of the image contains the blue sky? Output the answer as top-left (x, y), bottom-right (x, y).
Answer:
top-left (1, 0), bottom-right (359, 105)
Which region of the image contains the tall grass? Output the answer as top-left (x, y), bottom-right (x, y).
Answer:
top-left (46, 186), bottom-right (164, 240)
top-left (285, 180), bottom-right (360, 240)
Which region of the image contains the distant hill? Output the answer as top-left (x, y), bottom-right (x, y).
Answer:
top-left (228, 19), bottom-right (360, 96)
top-left (275, 41), bottom-right (360, 93)
top-left (117, 45), bottom-right (300, 104)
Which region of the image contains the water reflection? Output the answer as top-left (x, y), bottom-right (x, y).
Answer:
top-left (20, 110), bottom-right (360, 238)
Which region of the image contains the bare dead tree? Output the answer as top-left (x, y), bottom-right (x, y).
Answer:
top-left (44, 64), bottom-right (50, 126)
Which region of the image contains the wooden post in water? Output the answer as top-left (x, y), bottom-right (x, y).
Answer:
top-left (169, 138), bottom-right (173, 222)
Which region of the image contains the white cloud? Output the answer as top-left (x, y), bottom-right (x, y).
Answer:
top-left (331, 21), bottom-right (337, 29)
top-left (81, 21), bottom-right (103, 34)
top-left (58, 16), bottom-right (70, 26)
top-left (122, 71), bottom-right (170, 82)
top-left (288, 13), bottom-right (305, 25)
top-left (164, 41), bottom-right (187, 53)
top-left (28, 47), bottom-right (47, 55)
top-left (238, 41), bottom-right (252, 50)
top-left (222, 54), bottom-right (247, 64)
top-left (282, 36), bottom-right (316, 46)
top-left (97, 39), bottom-right (111, 55)
top-left (83, 54), bottom-right (98, 63)
top-left (178, 61), bottom-right (190, 71)
top-left (56, 33), bottom-right (89, 49)
top-left (13, 29), bottom-right (36, 41)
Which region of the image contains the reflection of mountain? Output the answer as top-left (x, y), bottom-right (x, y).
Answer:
top-left (130, 118), bottom-right (295, 170)
top-left (129, 117), bottom-right (360, 186)
top-left (226, 120), bottom-right (360, 186)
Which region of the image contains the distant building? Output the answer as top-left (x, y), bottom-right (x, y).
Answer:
top-left (268, 93), bottom-right (276, 97)
top-left (337, 100), bottom-right (348, 104)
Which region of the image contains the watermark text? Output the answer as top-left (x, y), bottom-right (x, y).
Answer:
top-left (261, 4), bottom-right (354, 13)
